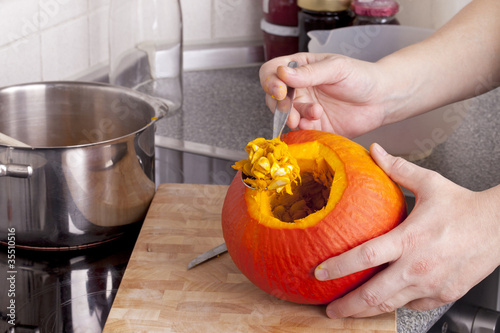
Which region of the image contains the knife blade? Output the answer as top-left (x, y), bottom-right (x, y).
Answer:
top-left (187, 242), bottom-right (228, 270)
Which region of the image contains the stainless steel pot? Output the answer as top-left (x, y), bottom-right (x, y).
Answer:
top-left (0, 81), bottom-right (167, 249)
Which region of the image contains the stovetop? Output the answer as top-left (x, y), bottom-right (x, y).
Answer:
top-left (0, 225), bottom-right (140, 333)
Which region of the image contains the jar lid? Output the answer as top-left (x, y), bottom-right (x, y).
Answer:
top-left (298, 0), bottom-right (352, 12)
top-left (351, 0), bottom-right (399, 17)
top-left (261, 19), bottom-right (299, 37)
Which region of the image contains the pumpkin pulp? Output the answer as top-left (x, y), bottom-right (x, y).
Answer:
top-left (246, 141), bottom-right (347, 228)
top-left (233, 138), bottom-right (301, 194)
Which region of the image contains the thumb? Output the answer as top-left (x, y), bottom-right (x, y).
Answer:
top-left (369, 143), bottom-right (431, 194)
top-left (276, 54), bottom-right (352, 91)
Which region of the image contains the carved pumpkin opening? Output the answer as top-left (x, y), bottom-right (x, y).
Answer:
top-left (245, 140), bottom-right (348, 229)
top-left (271, 170), bottom-right (332, 222)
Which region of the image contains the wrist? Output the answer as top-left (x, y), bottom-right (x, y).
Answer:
top-left (477, 186), bottom-right (500, 267)
top-left (372, 59), bottom-right (419, 126)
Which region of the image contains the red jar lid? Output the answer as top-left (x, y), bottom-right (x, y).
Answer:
top-left (352, 0), bottom-right (399, 17)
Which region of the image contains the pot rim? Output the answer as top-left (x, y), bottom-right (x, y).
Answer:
top-left (0, 80), bottom-right (168, 150)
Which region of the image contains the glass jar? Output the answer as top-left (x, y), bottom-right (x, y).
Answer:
top-left (352, 0), bottom-right (400, 25)
top-left (261, 19), bottom-right (299, 60)
top-left (262, 0), bottom-right (299, 60)
top-left (298, 0), bottom-right (355, 52)
top-left (263, 0), bottom-right (299, 26)
top-left (109, 0), bottom-right (183, 113)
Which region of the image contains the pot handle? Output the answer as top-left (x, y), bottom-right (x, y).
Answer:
top-left (0, 163), bottom-right (33, 178)
top-left (147, 97), bottom-right (169, 121)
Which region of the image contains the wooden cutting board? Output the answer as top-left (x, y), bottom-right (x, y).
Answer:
top-left (103, 183), bottom-right (396, 332)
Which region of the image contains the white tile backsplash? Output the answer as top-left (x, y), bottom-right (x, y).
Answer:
top-left (0, 0), bottom-right (473, 87)
top-left (430, 0), bottom-right (472, 28)
top-left (88, 4), bottom-right (109, 66)
top-left (213, 0), bottom-right (262, 42)
top-left (0, 33), bottom-right (42, 87)
top-left (38, 0), bottom-right (88, 29)
top-left (89, 0), bottom-right (110, 11)
top-left (0, 0), bottom-right (39, 47)
top-left (398, 0), bottom-right (472, 29)
top-left (41, 15), bottom-right (89, 80)
top-left (182, 0), bottom-right (212, 44)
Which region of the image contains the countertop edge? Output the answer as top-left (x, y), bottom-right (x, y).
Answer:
top-left (155, 135), bottom-right (246, 161)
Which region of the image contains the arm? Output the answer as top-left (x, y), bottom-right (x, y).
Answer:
top-left (259, 0), bottom-right (500, 136)
top-left (378, 0), bottom-right (500, 124)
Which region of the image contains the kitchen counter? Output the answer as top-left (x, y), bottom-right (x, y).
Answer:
top-left (153, 65), bottom-right (500, 332)
top-left (104, 183), bottom-right (398, 332)
top-left (154, 65), bottom-right (272, 158)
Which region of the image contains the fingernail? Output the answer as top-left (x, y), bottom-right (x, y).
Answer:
top-left (315, 266), bottom-right (329, 281)
top-left (372, 143), bottom-right (387, 156)
top-left (272, 84), bottom-right (287, 100)
top-left (282, 65), bottom-right (297, 75)
top-left (326, 308), bottom-right (339, 319)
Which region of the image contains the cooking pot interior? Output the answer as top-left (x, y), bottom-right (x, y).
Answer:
top-left (0, 82), bottom-right (156, 147)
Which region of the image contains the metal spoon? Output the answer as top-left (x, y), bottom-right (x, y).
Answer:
top-left (187, 62), bottom-right (299, 270)
top-left (241, 61), bottom-right (298, 190)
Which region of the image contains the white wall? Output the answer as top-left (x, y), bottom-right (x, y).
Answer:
top-left (0, 0), bottom-right (263, 87)
top-left (398, 0), bottom-right (472, 29)
top-left (0, 0), bottom-right (471, 88)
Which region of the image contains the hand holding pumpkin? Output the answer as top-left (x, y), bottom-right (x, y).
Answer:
top-left (315, 143), bottom-right (500, 318)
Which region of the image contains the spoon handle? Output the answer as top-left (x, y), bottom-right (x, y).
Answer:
top-left (272, 61), bottom-right (298, 139)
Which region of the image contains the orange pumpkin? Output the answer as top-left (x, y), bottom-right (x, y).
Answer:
top-left (221, 130), bottom-right (407, 305)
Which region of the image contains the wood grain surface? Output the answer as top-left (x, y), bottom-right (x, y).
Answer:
top-left (103, 183), bottom-right (396, 333)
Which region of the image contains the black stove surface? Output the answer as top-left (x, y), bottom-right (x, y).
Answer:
top-left (0, 226), bottom-right (140, 333)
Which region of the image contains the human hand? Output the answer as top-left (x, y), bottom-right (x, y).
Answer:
top-left (259, 53), bottom-right (389, 138)
top-left (314, 143), bottom-right (500, 318)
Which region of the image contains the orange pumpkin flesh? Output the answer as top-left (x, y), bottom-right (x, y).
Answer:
top-left (221, 130), bottom-right (407, 305)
